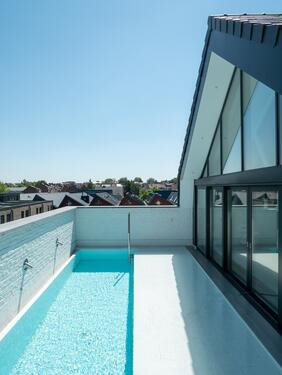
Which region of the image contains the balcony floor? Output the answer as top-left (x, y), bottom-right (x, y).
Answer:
top-left (133, 247), bottom-right (282, 375)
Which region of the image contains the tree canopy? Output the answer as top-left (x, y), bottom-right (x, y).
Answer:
top-left (146, 177), bottom-right (157, 184)
top-left (133, 177), bottom-right (143, 183)
top-left (0, 182), bottom-right (9, 193)
top-left (103, 178), bottom-right (116, 184)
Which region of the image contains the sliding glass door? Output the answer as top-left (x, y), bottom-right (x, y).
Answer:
top-left (251, 189), bottom-right (279, 312)
top-left (227, 187), bottom-right (279, 313)
top-left (227, 189), bottom-right (248, 284)
top-left (197, 188), bottom-right (207, 254)
top-left (196, 183), bottom-right (280, 317)
top-left (210, 188), bottom-right (223, 266)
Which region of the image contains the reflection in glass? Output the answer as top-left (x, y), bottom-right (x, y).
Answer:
top-left (278, 95), bottom-right (282, 164)
top-left (208, 125), bottom-right (221, 176)
top-left (228, 190), bottom-right (247, 283)
top-left (252, 191), bottom-right (278, 312)
top-left (197, 189), bottom-right (206, 253)
top-left (224, 129), bottom-right (241, 174)
top-left (210, 189), bottom-right (223, 266)
top-left (243, 73), bottom-right (276, 170)
top-left (222, 69), bottom-right (241, 173)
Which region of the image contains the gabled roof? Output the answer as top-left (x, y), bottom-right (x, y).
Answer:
top-left (146, 193), bottom-right (172, 205)
top-left (65, 193), bottom-right (90, 206)
top-left (21, 192), bottom-right (90, 208)
top-left (154, 190), bottom-right (178, 200)
top-left (167, 191), bottom-right (178, 205)
top-left (178, 14), bottom-right (282, 180)
top-left (92, 192), bottom-right (120, 206)
top-left (119, 194), bottom-right (146, 206)
top-left (83, 189), bottom-right (113, 196)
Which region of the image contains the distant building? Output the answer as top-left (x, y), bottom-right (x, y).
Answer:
top-left (0, 200), bottom-right (52, 224)
top-left (22, 185), bottom-right (40, 194)
top-left (120, 194), bottom-right (146, 206)
top-left (146, 193), bottom-right (173, 206)
top-left (36, 182), bottom-right (49, 193)
top-left (21, 192), bottom-right (92, 209)
top-left (153, 190), bottom-right (178, 200)
top-left (88, 184), bottom-right (124, 199)
top-left (90, 192), bottom-right (121, 206)
top-left (0, 192), bottom-right (20, 202)
top-left (8, 187), bottom-right (26, 193)
top-left (167, 191), bottom-right (178, 205)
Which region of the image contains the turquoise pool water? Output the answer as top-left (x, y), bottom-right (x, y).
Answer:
top-left (0, 249), bottom-right (133, 375)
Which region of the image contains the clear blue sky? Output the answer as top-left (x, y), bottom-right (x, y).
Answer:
top-left (0, 1), bottom-right (280, 183)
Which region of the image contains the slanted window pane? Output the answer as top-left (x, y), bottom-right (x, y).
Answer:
top-left (224, 128), bottom-right (241, 174)
top-left (208, 125), bottom-right (221, 176)
top-left (203, 165), bottom-right (207, 178)
top-left (243, 73), bottom-right (276, 170)
top-left (222, 69), bottom-right (241, 173)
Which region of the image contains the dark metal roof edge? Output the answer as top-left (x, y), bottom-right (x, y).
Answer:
top-left (177, 24), bottom-right (212, 182)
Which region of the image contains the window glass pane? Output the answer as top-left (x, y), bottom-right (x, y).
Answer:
top-left (222, 69), bottom-right (241, 173)
top-left (208, 125), bottom-right (221, 176)
top-left (203, 165), bottom-right (207, 178)
top-left (243, 72), bottom-right (257, 113)
top-left (228, 190), bottom-right (247, 283)
top-left (252, 190), bottom-right (278, 312)
top-left (197, 189), bottom-right (206, 254)
top-left (243, 73), bottom-right (276, 170)
top-left (210, 189), bottom-right (223, 266)
top-left (224, 128), bottom-right (241, 174)
top-left (279, 95), bottom-right (282, 164)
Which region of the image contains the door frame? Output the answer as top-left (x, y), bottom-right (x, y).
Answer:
top-left (227, 185), bottom-right (280, 320)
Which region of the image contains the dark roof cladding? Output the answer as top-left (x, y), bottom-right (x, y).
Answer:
top-left (209, 14), bottom-right (282, 46)
top-left (94, 192), bottom-right (121, 206)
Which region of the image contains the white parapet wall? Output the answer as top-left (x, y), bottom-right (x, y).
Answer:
top-left (0, 204), bottom-right (190, 333)
top-left (75, 206), bottom-right (190, 247)
top-left (0, 207), bottom-right (76, 332)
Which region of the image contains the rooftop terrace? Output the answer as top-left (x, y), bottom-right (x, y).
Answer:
top-left (0, 206), bottom-right (281, 374)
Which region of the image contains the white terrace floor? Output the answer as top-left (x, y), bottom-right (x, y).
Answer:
top-left (133, 247), bottom-right (282, 375)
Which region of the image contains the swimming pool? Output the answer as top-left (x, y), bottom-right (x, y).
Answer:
top-left (0, 249), bottom-right (133, 375)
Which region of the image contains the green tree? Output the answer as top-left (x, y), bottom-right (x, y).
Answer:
top-left (118, 177), bottom-right (129, 185)
top-left (0, 181), bottom-right (9, 193)
top-left (34, 180), bottom-right (47, 187)
top-left (146, 177), bottom-right (157, 184)
top-left (87, 179), bottom-right (94, 189)
top-left (103, 178), bottom-right (116, 184)
top-left (21, 179), bottom-right (30, 186)
top-left (169, 177), bottom-right (177, 184)
top-left (123, 180), bottom-right (140, 196)
top-left (133, 177), bottom-right (143, 183)
top-left (139, 187), bottom-right (158, 201)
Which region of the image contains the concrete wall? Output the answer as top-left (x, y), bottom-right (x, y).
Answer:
top-left (0, 207), bottom-right (76, 332)
top-left (75, 206), bottom-right (189, 247)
